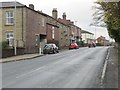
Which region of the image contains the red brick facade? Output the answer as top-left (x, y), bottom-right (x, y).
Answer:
top-left (97, 36), bottom-right (110, 46)
top-left (25, 7), bottom-right (47, 53)
top-left (46, 23), bottom-right (59, 47)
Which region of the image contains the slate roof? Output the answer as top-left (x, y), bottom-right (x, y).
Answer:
top-left (0, 1), bottom-right (25, 8)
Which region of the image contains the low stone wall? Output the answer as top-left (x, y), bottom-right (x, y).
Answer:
top-left (2, 48), bottom-right (25, 58)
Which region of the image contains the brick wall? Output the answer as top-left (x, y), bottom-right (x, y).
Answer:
top-left (47, 24), bottom-right (59, 47)
top-left (25, 8), bottom-right (47, 53)
top-left (2, 48), bottom-right (25, 58)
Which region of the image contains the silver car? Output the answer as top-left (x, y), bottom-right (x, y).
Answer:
top-left (43, 43), bottom-right (59, 54)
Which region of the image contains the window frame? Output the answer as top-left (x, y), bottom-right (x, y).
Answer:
top-left (52, 26), bottom-right (55, 39)
top-left (6, 32), bottom-right (14, 46)
top-left (6, 11), bottom-right (14, 25)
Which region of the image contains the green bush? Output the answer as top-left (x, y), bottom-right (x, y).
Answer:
top-left (80, 41), bottom-right (84, 47)
top-left (96, 43), bottom-right (103, 46)
top-left (2, 41), bottom-right (8, 49)
top-left (77, 41), bottom-right (85, 47)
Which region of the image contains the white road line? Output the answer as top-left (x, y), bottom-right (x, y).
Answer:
top-left (101, 48), bottom-right (110, 86)
top-left (101, 60), bottom-right (108, 80)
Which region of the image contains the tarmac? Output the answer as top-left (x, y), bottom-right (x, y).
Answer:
top-left (0, 46), bottom-right (119, 88)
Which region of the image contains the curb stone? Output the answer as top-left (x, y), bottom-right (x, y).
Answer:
top-left (1, 54), bottom-right (44, 63)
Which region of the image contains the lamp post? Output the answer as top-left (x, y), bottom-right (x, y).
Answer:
top-left (14, 0), bottom-right (17, 55)
top-left (75, 21), bottom-right (77, 42)
top-left (95, 27), bottom-right (96, 43)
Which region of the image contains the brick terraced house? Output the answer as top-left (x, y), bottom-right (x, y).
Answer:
top-left (58, 13), bottom-right (82, 45)
top-left (1, 1), bottom-right (85, 57)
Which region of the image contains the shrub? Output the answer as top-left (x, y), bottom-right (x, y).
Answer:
top-left (2, 41), bottom-right (8, 49)
top-left (96, 43), bottom-right (103, 46)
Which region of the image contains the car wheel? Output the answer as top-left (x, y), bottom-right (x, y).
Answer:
top-left (43, 52), bottom-right (46, 54)
top-left (56, 50), bottom-right (59, 53)
top-left (53, 50), bottom-right (56, 54)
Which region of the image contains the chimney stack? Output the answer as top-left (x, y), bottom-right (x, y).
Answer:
top-left (62, 12), bottom-right (66, 20)
top-left (29, 4), bottom-right (34, 10)
top-left (52, 8), bottom-right (58, 19)
top-left (71, 21), bottom-right (74, 25)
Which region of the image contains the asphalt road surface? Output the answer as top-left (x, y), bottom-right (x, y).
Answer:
top-left (2, 46), bottom-right (109, 88)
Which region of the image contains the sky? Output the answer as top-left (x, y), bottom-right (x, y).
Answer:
top-left (2, 0), bottom-right (110, 40)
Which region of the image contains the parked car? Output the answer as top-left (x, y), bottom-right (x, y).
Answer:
top-left (43, 44), bottom-right (59, 54)
top-left (69, 43), bottom-right (79, 49)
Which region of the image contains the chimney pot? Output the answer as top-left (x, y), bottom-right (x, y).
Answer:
top-left (71, 21), bottom-right (74, 25)
top-left (63, 12), bottom-right (66, 20)
top-left (52, 8), bottom-right (58, 19)
top-left (29, 4), bottom-right (34, 10)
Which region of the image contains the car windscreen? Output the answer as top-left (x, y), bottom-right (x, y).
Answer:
top-left (44, 44), bottom-right (53, 48)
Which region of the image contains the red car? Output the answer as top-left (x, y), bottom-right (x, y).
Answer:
top-left (69, 43), bottom-right (79, 49)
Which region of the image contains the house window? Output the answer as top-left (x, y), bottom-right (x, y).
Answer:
top-left (52, 26), bottom-right (55, 39)
top-left (6, 32), bottom-right (14, 46)
top-left (6, 11), bottom-right (14, 25)
top-left (42, 18), bottom-right (45, 27)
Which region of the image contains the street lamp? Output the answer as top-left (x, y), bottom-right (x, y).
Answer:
top-left (14, 0), bottom-right (17, 55)
top-left (95, 27), bottom-right (97, 43)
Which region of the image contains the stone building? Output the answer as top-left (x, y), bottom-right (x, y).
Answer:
top-left (58, 13), bottom-right (82, 44)
top-left (0, 2), bottom-right (47, 56)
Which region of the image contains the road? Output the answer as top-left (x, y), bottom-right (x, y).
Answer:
top-left (2, 46), bottom-right (109, 88)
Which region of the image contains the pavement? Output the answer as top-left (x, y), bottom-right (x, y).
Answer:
top-left (0, 53), bottom-right (44, 63)
top-left (0, 48), bottom-right (68, 63)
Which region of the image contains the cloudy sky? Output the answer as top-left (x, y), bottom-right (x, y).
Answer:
top-left (2, 0), bottom-right (110, 40)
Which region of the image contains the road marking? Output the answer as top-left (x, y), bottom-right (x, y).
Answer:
top-left (100, 48), bottom-right (110, 87)
top-left (101, 60), bottom-right (108, 81)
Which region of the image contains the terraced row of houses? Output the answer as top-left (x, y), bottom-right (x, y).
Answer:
top-left (0, 1), bottom-right (94, 57)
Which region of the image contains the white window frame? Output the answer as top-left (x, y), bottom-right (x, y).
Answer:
top-left (6, 32), bottom-right (14, 46)
top-left (6, 11), bottom-right (14, 25)
top-left (52, 26), bottom-right (55, 39)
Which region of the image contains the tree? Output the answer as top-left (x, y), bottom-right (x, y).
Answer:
top-left (91, 0), bottom-right (120, 43)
